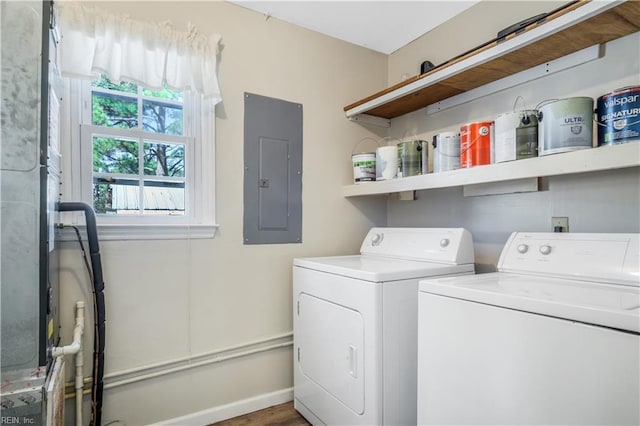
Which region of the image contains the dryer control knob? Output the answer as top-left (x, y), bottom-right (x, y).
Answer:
top-left (517, 244), bottom-right (529, 254)
top-left (539, 245), bottom-right (552, 255)
top-left (371, 233), bottom-right (383, 246)
top-left (440, 238), bottom-right (450, 248)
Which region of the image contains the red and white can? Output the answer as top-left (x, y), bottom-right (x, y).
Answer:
top-left (460, 121), bottom-right (494, 168)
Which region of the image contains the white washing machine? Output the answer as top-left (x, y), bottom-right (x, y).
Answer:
top-left (293, 227), bottom-right (475, 425)
top-left (417, 232), bottom-right (640, 425)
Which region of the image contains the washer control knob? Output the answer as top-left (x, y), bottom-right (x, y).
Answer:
top-left (539, 245), bottom-right (552, 255)
top-left (517, 244), bottom-right (529, 254)
top-left (371, 233), bottom-right (383, 246)
top-left (440, 238), bottom-right (450, 248)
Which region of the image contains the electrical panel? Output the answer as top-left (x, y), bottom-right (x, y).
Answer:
top-left (243, 93), bottom-right (303, 244)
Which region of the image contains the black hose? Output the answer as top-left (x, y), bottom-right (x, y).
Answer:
top-left (64, 225), bottom-right (94, 284)
top-left (58, 202), bottom-right (105, 426)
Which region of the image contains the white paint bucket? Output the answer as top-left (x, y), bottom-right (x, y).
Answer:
top-left (352, 153), bottom-right (376, 183)
top-left (376, 146), bottom-right (398, 181)
top-left (494, 110), bottom-right (539, 162)
top-left (351, 137), bottom-right (378, 184)
top-left (537, 97), bottom-right (594, 156)
top-left (432, 132), bottom-right (460, 172)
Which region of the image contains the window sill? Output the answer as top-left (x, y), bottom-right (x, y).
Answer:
top-left (58, 223), bottom-right (219, 242)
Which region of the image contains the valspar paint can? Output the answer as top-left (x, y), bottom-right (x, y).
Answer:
top-left (537, 97), bottom-right (594, 156)
top-left (432, 132), bottom-right (460, 172)
top-left (596, 86), bottom-right (640, 146)
top-left (460, 121), bottom-right (493, 168)
top-left (397, 140), bottom-right (427, 177)
top-left (494, 110), bottom-right (538, 162)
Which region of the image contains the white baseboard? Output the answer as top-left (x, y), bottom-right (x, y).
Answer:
top-left (149, 387), bottom-right (294, 425)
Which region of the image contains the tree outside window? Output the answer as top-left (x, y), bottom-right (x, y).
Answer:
top-left (90, 75), bottom-right (187, 215)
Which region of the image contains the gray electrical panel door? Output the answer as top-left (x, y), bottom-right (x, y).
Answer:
top-left (243, 93), bottom-right (302, 244)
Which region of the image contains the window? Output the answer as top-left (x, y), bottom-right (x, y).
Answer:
top-left (85, 75), bottom-right (187, 216)
top-left (64, 75), bottom-right (217, 239)
top-left (55, 2), bottom-right (222, 240)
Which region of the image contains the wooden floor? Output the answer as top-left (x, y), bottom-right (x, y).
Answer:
top-left (211, 401), bottom-right (311, 426)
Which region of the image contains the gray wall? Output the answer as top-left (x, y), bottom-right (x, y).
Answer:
top-left (388, 168), bottom-right (640, 272)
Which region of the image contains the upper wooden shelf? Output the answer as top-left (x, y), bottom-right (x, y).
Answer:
top-left (344, 0), bottom-right (640, 120)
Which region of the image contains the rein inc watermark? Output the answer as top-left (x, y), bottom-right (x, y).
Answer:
top-left (1, 417), bottom-right (36, 425)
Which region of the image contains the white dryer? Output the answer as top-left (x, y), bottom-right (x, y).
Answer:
top-left (418, 232), bottom-right (640, 425)
top-left (293, 227), bottom-right (475, 425)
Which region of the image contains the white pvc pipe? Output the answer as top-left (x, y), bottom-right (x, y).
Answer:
top-left (105, 340), bottom-right (293, 390)
top-left (52, 301), bottom-right (85, 426)
top-left (74, 324), bottom-right (84, 426)
top-left (52, 301), bottom-right (85, 357)
top-left (65, 332), bottom-right (296, 393)
top-left (104, 331), bottom-right (293, 380)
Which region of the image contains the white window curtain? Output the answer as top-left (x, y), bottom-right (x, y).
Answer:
top-left (56, 2), bottom-right (222, 102)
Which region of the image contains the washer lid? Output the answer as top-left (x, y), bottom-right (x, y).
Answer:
top-left (294, 255), bottom-right (474, 282)
top-left (419, 273), bottom-right (640, 333)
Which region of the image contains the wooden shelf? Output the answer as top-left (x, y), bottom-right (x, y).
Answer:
top-left (342, 143), bottom-right (640, 197)
top-left (344, 1), bottom-right (640, 120)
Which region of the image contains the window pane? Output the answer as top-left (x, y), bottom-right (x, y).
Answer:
top-left (92, 92), bottom-right (138, 129)
top-left (93, 137), bottom-right (139, 174)
top-left (92, 74), bottom-right (137, 93)
top-left (143, 181), bottom-right (185, 215)
top-left (93, 177), bottom-right (140, 215)
top-left (143, 142), bottom-right (185, 177)
top-left (143, 100), bottom-right (183, 135)
top-left (143, 87), bottom-right (182, 101)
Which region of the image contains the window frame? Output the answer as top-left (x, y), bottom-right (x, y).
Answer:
top-left (81, 124), bottom-right (192, 222)
top-left (61, 78), bottom-right (218, 240)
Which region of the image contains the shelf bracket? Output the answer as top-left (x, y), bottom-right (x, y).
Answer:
top-left (347, 114), bottom-right (390, 128)
top-left (398, 190), bottom-right (416, 201)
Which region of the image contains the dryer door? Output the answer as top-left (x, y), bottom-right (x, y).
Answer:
top-left (297, 293), bottom-right (364, 414)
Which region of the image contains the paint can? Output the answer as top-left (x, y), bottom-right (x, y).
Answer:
top-left (351, 137), bottom-right (377, 183)
top-left (537, 97), bottom-right (594, 156)
top-left (376, 145), bottom-right (398, 181)
top-left (432, 132), bottom-right (460, 172)
top-left (397, 140), bottom-right (427, 177)
top-left (596, 86), bottom-right (640, 146)
top-left (460, 121), bottom-right (493, 168)
top-left (494, 110), bottom-right (539, 162)
top-left (352, 153), bottom-right (376, 183)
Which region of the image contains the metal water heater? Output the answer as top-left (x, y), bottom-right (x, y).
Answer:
top-left (1, 1), bottom-right (63, 423)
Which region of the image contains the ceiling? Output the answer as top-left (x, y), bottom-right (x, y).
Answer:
top-left (226, 1), bottom-right (479, 54)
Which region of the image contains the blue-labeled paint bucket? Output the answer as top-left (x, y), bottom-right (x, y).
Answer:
top-left (596, 86), bottom-right (640, 146)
